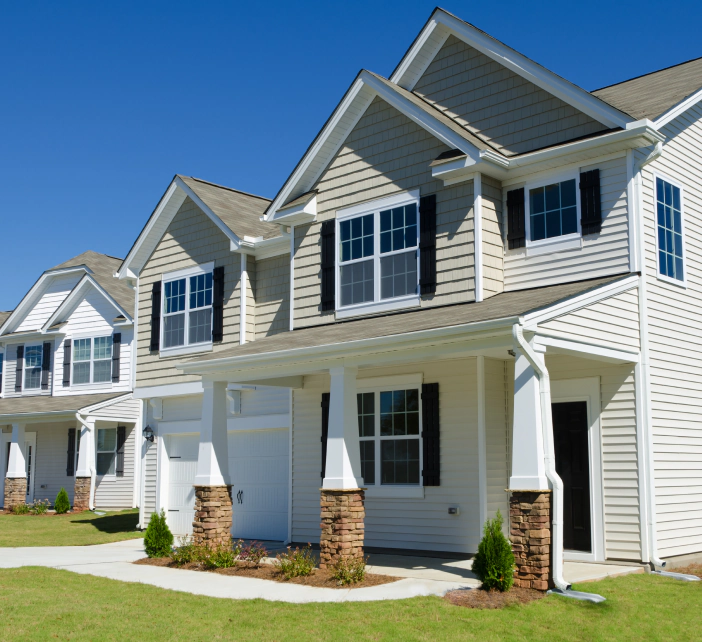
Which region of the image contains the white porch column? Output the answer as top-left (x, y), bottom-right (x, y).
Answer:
top-left (6, 423), bottom-right (27, 478)
top-left (509, 350), bottom-right (548, 490)
top-left (322, 366), bottom-right (362, 489)
top-left (75, 417), bottom-right (95, 478)
top-left (194, 380), bottom-right (230, 487)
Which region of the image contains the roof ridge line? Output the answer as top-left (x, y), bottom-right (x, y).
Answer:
top-left (186, 176), bottom-right (272, 202)
top-left (591, 55), bottom-right (702, 93)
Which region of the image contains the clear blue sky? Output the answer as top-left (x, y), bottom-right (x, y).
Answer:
top-left (1, 0), bottom-right (700, 311)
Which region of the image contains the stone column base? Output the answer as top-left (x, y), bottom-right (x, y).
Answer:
top-left (319, 488), bottom-right (365, 569)
top-left (510, 490), bottom-right (553, 591)
top-left (192, 485), bottom-right (233, 546)
top-left (4, 477), bottom-right (27, 511)
top-left (73, 477), bottom-right (91, 511)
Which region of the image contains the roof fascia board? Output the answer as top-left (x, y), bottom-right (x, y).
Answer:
top-left (41, 274), bottom-right (133, 333)
top-left (390, 18), bottom-right (450, 90)
top-left (654, 86), bottom-right (702, 129)
top-left (0, 411), bottom-right (76, 423)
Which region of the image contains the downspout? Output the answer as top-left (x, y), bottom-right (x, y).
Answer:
top-left (512, 324), bottom-right (569, 591)
top-left (75, 413), bottom-right (96, 511)
top-left (633, 142), bottom-right (666, 569)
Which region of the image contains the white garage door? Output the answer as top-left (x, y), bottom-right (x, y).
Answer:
top-left (229, 429), bottom-right (289, 542)
top-left (166, 434), bottom-right (199, 536)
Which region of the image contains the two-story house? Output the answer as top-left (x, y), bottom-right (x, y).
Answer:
top-left (1, 251), bottom-right (141, 512)
top-left (121, 8), bottom-right (702, 590)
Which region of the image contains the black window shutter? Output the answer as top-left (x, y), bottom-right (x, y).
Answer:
top-left (507, 188), bottom-right (526, 250)
top-left (419, 194), bottom-right (437, 295)
top-left (150, 282), bottom-right (162, 352)
top-left (580, 169), bottom-right (602, 236)
top-left (115, 426), bottom-right (126, 477)
top-left (212, 266), bottom-right (225, 342)
top-left (62, 339), bottom-right (72, 387)
top-left (15, 345), bottom-right (24, 392)
top-left (111, 333), bottom-right (121, 383)
top-left (320, 221), bottom-right (335, 311)
top-left (67, 428), bottom-right (76, 476)
top-left (41, 342), bottom-right (52, 390)
top-left (321, 393), bottom-right (330, 479)
top-left (422, 382), bottom-right (440, 486)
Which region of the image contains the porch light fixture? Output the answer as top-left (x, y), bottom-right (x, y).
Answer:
top-left (143, 425), bottom-right (155, 442)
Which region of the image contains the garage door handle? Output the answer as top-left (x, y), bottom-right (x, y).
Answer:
top-left (236, 490), bottom-right (243, 504)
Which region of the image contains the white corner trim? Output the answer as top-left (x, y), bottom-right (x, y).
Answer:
top-left (474, 174), bottom-right (483, 302)
top-left (240, 253), bottom-right (248, 345)
top-left (654, 86), bottom-right (702, 129)
top-left (133, 381), bottom-right (204, 399)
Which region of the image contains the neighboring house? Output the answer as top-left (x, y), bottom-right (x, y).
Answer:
top-left (120, 8), bottom-right (702, 588)
top-left (0, 251), bottom-right (141, 511)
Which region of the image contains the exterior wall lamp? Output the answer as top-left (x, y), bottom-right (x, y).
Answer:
top-left (143, 425), bottom-right (155, 442)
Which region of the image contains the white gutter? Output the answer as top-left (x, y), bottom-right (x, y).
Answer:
top-left (633, 141), bottom-right (666, 569)
top-left (75, 413), bottom-right (96, 511)
top-left (512, 324), bottom-right (569, 591)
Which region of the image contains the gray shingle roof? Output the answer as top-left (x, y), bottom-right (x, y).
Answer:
top-left (186, 273), bottom-right (632, 366)
top-left (0, 311), bottom-right (11, 327)
top-left (592, 57), bottom-right (702, 121)
top-left (0, 392), bottom-right (130, 419)
top-left (179, 176), bottom-right (279, 240)
top-left (50, 251), bottom-right (134, 315)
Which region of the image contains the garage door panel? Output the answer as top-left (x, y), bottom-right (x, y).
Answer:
top-left (234, 457), bottom-right (288, 485)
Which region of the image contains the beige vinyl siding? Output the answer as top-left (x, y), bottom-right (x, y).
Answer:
top-left (142, 440), bottom-right (158, 524)
top-left (15, 273), bottom-right (82, 332)
top-left (33, 421), bottom-right (76, 505)
top-left (3, 342), bottom-right (53, 399)
top-left (136, 197), bottom-right (243, 388)
top-left (640, 102), bottom-right (702, 558)
top-left (254, 255), bottom-right (290, 339)
top-left (538, 287), bottom-right (641, 353)
top-left (413, 35), bottom-right (608, 156)
top-left (245, 254), bottom-right (256, 343)
top-left (292, 359), bottom-right (486, 554)
top-left (294, 96), bottom-right (476, 327)
top-left (485, 358), bottom-right (509, 521)
top-left (504, 155), bottom-right (632, 291)
top-left (482, 175), bottom-right (505, 298)
top-left (94, 423), bottom-right (135, 509)
top-left (92, 396), bottom-right (140, 422)
top-left (546, 355), bottom-right (642, 561)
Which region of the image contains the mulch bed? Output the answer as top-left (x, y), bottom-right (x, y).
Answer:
top-left (445, 586), bottom-right (546, 609)
top-left (134, 557), bottom-right (398, 589)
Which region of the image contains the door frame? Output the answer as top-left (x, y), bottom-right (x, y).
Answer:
top-left (551, 377), bottom-right (605, 563)
top-left (0, 431), bottom-right (37, 506)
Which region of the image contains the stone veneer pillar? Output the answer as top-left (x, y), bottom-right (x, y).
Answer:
top-left (319, 488), bottom-right (365, 569)
top-left (510, 490), bottom-right (552, 591)
top-left (73, 477), bottom-right (91, 511)
top-left (192, 485), bottom-right (233, 545)
top-left (4, 478), bottom-right (27, 511)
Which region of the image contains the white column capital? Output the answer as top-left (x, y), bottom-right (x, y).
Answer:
top-left (6, 423), bottom-right (27, 479)
top-left (194, 380), bottom-right (231, 486)
top-left (76, 419), bottom-right (95, 478)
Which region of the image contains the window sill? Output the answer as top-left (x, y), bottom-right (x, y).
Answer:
top-left (336, 295), bottom-right (420, 320)
top-left (364, 485), bottom-right (425, 499)
top-left (159, 343), bottom-right (213, 358)
top-left (526, 234), bottom-right (582, 257)
top-left (656, 273), bottom-right (687, 289)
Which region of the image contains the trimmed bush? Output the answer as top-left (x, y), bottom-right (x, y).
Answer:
top-left (12, 503), bottom-right (30, 515)
top-left (54, 488), bottom-right (70, 514)
top-left (331, 556), bottom-right (367, 585)
top-left (274, 544), bottom-right (316, 579)
top-left (144, 510), bottom-right (174, 558)
top-left (472, 510), bottom-right (515, 592)
top-left (201, 540), bottom-right (238, 570)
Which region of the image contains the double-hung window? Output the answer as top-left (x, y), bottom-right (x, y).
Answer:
top-left (96, 428), bottom-right (117, 476)
top-left (24, 345), bottom-right (43, 390)
top-left (337, 192), bottom-right (420, 316)
top-left (528, 177), bottom-right (578, 243)
top-left (162, 267), bottom-right (213, 350)
top-left (357, 386), bottom-right (422, 487)
top-left (656, 176), bottom-right (685, 283)
top-left (73, 337), bottom-right (112, 385)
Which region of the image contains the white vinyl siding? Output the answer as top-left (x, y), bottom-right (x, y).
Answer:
top-left (32, 421), bottom-right (77, 507)
top-left (15, 273), bottom-right (82, 333)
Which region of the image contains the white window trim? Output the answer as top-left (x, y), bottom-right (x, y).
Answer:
top-left (0, 347), bottom-right (4, 398)
top-left (652, 171), bottom-right (687, 289)
top-left (96, 426), bottom-right (118, 478)
top-left (160, 262), bottom-right (215, 356)
top-left (356, 374), bottom-right (424, 497)
top-left (71, 334), bottom-right (113, 388)
top-left (524, 171), bottom-right (582, 254)
top-left (22, 343), bottom-right (43, 393)
top-left (335, 190), bottom-right (421, 318)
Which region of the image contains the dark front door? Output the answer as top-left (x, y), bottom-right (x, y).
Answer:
top-left (552, 401), bottom-right (592, 553)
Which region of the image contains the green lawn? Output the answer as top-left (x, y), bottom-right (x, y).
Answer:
top-left (0, 509), bottom-right (142, 547)
top-left (0, 568), bottom-right (700, 641)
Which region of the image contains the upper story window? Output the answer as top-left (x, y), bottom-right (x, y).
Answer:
top-left (162, 269), bottom-right (213, 350)
top-left (656, 176), bottom-right (685, 284)
top-left (73, 337), bottom-right (112, 385)
top-left (337, 192), bottom-right (420, 316)
top-left (24, 345), bottom-right (43, 390)
top-left (529, 178), bottom-right (578, 242)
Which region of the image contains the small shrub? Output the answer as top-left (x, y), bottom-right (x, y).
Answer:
top-left (239, 540), bottom-right (268, 566)
top-left (12, 503), bottom-right (30, 515)
top-left (331, 556), bottom-right (367, 585)
top-left (274, 544), bottom-right (316, 579)
top-left (54, 488), bottom-right (70, 514)
top-left (170, 536), bottom-right (201, 566)
top-left (30, 499), bottom-right (50, 515)
top-left (472, 510), bottom-right (515, 592)
top-left (144, 510), bottom-right (174, 558)
top-left (201, 540), bottom-right (238, 570)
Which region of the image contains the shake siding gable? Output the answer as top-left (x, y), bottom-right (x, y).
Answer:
top-left (639, 102), bottom-right (702, 558)
top-left (293, 96), bottom-right (477, 327)
top-left (413, 35), bottom-right (608, 156)
top-left (136, 197), bottom-right (243, 388)
top-left (254, 255), bottom-right (290, 339)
